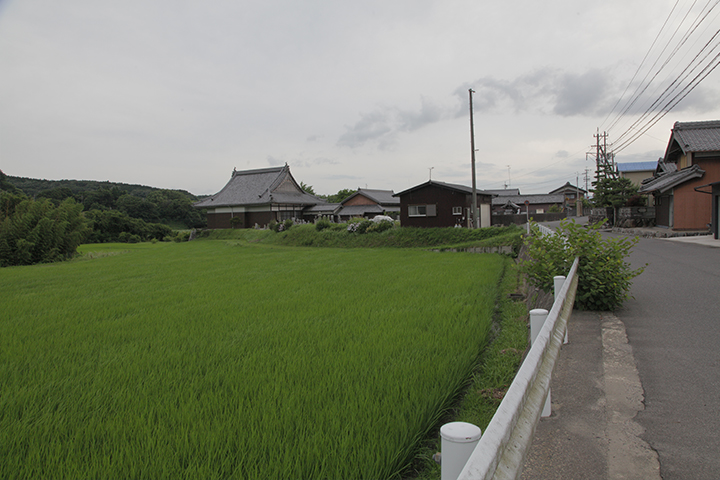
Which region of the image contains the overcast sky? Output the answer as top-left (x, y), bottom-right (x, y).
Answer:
top-left (2, 0), bottom-right (720, 196)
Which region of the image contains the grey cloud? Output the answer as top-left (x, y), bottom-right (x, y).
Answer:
top-left (337, 110), bottom-right (394, 148)
top-left (457, 68), bottom-right (612, 117)
top-left (290, 157), bottom-right (340, 168)
top-left (553, 70), bottom-right (608, 116)
top-left (338, 97), bottom-right (452, 149)
top-left (664, 84), bottom-right (720, 113)
top-left (267, 155), bottom-right (284, 166)
top-left (397, 97), bottom-right (444, 132)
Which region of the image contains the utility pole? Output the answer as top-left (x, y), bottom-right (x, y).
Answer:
top-left (576, 172), bottom-right (580, 217)
top-left (593, 129), bottom-right (617, 182)
top-left (469, 89), bottom-right (479, 229)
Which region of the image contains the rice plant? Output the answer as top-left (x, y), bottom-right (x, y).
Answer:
top-left (0, 241), bottom-right (506, 479)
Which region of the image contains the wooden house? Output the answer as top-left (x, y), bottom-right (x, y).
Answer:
top-left (193, 166), bottom-right (323, 229)
top-left (337, 189), bottom-right (400, 221)
top-left (639, 120), bottom-right (720, 230)
top-left (548, 182), bottom-right (587, 216)
top-left (491, 193), bottom-right (566, 215)
top-left (393, 180), bottom-right (493, 228)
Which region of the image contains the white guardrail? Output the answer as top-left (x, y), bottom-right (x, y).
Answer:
top-left (532, 223), bottom-right (555, 237)
top-left (452, 256), bottom-right (580, 480)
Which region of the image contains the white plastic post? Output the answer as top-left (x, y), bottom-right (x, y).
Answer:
top-left (529, 309), bottom-right (552, 417)
top-left (440, 422), bottom-right (482, 480)
top-left (554, 275), bottom-right (568, 344)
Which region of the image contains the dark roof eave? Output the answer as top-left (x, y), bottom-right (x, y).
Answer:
top-left (394, 180), bottom-right (493, 197)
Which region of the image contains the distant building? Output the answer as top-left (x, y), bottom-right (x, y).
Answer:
top-left (193, 165), bottom-right (323, 228)
top-left (617, 161), bottom-right (657, 186)
top-left (639, 120), bottom-right (720, 230)
top-left (337, 189), bottom-right (400, 221)
top-left (548, 182), bottom-right (587, 216)
top-left (394, 180), bottom-right (493, 228)
top-left (491, 193), bottom-right (565, 215)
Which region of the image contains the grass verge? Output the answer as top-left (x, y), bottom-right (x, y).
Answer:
top-left (406, 260), bottom-right (529, 479)
top-left (194, 223), bottom-right (524, 251)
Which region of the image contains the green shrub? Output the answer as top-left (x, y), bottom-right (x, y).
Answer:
top-left (172, 231), bottom-right (191, 242)
top-left (354, 220), bottom-right (373, 234)
top-left (366, 220), bottom-right (394, 233)
top-left (0, 193), bottom-right (89, 266)
top-left (520, 219), bottom-right (644, 310)
top-left (315, 219), bottom-right (332, 231)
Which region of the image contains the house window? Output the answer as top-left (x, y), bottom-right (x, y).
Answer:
top-left (408, 204), bottom-right (437, 217)
top-left (452, 206), bottom-right (462, 215)
top-left (536, 208), bottom-right (544, 214)
top-left (409, 205), bottom-right (426, 216)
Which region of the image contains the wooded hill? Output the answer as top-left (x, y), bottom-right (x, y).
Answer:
top-left (2, 172), bottom-right (206, 231)
top-left (5, 175), bottom-right (199, 200)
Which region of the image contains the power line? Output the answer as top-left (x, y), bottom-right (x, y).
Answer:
top-left (614, 48), bottom-right (720, 153)
top-left (598, 0), bottom-right (720, 155)
top-left (613, 25), bottom-right (720, 148)
top-left (602, 0), bottom-right (684, 133)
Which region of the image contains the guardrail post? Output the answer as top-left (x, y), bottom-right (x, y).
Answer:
top-left (554, 275), bottom-right (568, 344)
top-left (440, 422), bottom-right (482, 480)
top-left (529, 309), bottom-right (552, 417)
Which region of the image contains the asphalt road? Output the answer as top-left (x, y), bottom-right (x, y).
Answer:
top-left (610, 232), bottom-right (720, 480)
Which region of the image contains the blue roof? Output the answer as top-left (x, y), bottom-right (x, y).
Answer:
top-left (617, 161), bottom-right (657, 172)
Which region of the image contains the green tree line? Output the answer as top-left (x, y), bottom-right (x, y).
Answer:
top-left (1, 171), bottom-right (196, 266)
top-left (3, 172), bottom-right (206, 229)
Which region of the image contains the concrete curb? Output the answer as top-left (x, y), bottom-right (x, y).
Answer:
top-left (521, 311), bottom-right (661, 480)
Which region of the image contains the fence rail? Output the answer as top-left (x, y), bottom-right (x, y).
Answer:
top-left (456, 257), bottom-right (579, 480)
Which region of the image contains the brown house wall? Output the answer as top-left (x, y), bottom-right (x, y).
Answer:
top-left (206, 211), bottom-right (275, 229)
top-left (247, 211), bottom-right (273, 228)
top-left (343, 195), bottom-right (376, 206)
top-left (207, 212), bottom-right (232, 229)
top-left (399, 186), bottom-right (491, 227)
top-left (673, 159), bottom-right (720, 230)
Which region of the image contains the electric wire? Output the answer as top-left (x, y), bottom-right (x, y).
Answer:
top-left (613, 25), bottom-right (720, 148)
top-left (604, 0), bottom-right (720, 154)
top-left (614, 48), bottom-right (720, 153)
top-left (603, 0), bottom-right (695, 130)
top-left (599, 0), bottom-right (679, 130)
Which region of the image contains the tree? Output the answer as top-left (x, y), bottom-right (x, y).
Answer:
top-left (0, 193), bottom-right (90, 267)
top-left (116, 194), bottom-right (159, 223)
top-left (0, 170), bottom-right (21, 194)
top-left (147, 189), bottom-right (206, 228)
top-left (81, 187), bottom-right (126, 211)
top-left (36, 187), bottom-right (78, 204)
top-left (299, 182), bottom-right (316, 195)
top-left (84, 209), bottom-right (172, 243)
top-left (592, 177), bottom-right (639, 209)
top-left (326, 188), bottom-right (356, 203)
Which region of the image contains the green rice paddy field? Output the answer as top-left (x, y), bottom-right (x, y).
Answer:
top-left (0, 240), bottom-right (508, 479)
